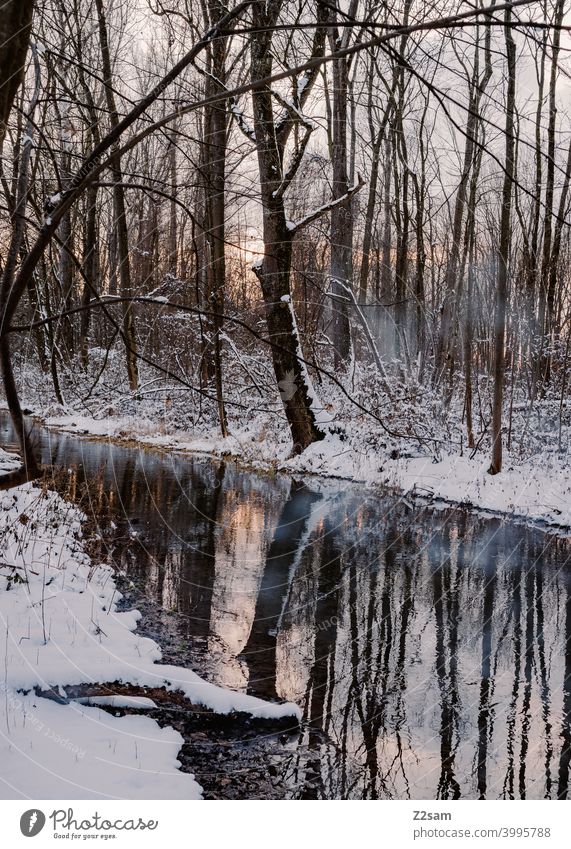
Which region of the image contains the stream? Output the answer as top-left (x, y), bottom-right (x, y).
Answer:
top-left (2, 411), bottom-right (571, 800)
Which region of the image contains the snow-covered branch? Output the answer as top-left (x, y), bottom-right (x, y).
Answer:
top-left (287, 175), bottom-right (365, 234)
top-left (273, 90), bottom-right (317, 134)
top-left (330, 279), bottom-right (393, 400)
top-left (230, 97), bottom-right (256, 142)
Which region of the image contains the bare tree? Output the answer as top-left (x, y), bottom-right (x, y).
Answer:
top-left (0, 3), bottom-right (38, 484)
top-left (95, 0), bottom-right (139, 392)
top-left (489, 3), bottom-right (516, 475)
top-left (249, 1), bottom-right (328, 453)
top-left (327, 0), bottom-right (358, 369)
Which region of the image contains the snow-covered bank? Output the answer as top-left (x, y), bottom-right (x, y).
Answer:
top-left (0, 472), bottom-right (300, 799)
top-left (8, 335), bottom-right (571, 533)
top-left (38, 410), bottom-right (571, 532)
top-left (1, 691), bottom-right (201, 799)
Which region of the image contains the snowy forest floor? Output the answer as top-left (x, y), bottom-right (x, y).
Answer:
top-left (0, 451), bottom-right (299, 799)
top-left (7, 348), bottom-right (571, 532)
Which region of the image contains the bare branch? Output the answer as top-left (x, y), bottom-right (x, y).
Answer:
top-left (288, 174), bottom-right (365, 234)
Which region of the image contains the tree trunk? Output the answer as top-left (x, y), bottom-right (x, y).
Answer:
top-left (488, 6), bottom-right (516, 475)
top-left (250, 2), bottom-right (325, 453)
top-left (56, 52), bottom-right (75, 360)
top-left (73, 0), bottom-right (101, 370)
top-left (358, 128), bottom-right (383, 304)
top-left (435, 24), bottom-right (492, 385)
top-left (0, 29), bottom-right (39, 478)
top-left (539, 0), bottom-right (565, 385)
top-left (167, 131), bottom-right (178, 277)
top-left (0, 0), bottom-right (34, 153)
top-left (80, 185), bottom-right (98, 370)
top-left (95, 0), bottom-right (138, 392)
top-left (328, 3), bottom-right (357, 369)
top-left (201, 0), bottom-right (229, 437)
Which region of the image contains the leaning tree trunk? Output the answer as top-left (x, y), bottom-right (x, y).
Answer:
top-left (0, 10), bottom-right (39, 483)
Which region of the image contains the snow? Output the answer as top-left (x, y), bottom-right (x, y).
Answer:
top-left (0, 692), bottom-right (200, 799)
top-left (0, 448), bottom-right (20, 475)
top-left (297, 74), bottom-right (309, 98)
top-left (230, 100), bottom-right (256, 141)
top-left (29, 408), bottom-right (571, 532)
top-left (275, 94), bottom-right (317, 131)
top-left (8, 330), bottom-right (571, 539)
top-left (283, 435), bottom-right (571, 531)
top-left (4, 352), bottom-right (571, 800)
top-left (388, 452), bottom-right (571, 528)
top-left (283, 297), bottom-right (333, 428)
top-left (0, 482), bottom-right (300, 799)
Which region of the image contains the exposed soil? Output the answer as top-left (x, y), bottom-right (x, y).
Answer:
top-left (53, 680), bottom-right (323, 800)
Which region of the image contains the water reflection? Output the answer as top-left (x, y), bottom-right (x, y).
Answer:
top-left (2, 413), bottom-right (571, 799)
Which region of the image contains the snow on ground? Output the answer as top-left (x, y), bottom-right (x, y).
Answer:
top-left (9, 343), bottom-right (571, 532)
top-left (2, 355), bottom-right (571, 800)
top-left (1, 692), bottom-right (201, 799)
top-left (290, 433), bottom-right (571, 528)
top-left (38, 410), bottom-right (571, 530)
top-left (0, 483), bottom-right (300, 800)
top-left (0, 447), bottom-right (20, 475)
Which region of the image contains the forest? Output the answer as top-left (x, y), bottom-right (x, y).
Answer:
top-left (2, 0), bottom-right (571, 807)
top-left (1, 0), bottom-right (570, 486)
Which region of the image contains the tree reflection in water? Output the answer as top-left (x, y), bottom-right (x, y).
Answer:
top-left (95, 461), bottom-right (571, 800)
top-left (3, 413), bottom-right (571, 800)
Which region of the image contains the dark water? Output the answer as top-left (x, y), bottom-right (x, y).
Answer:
top-left (3, 412), bottom-right (571, 800)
